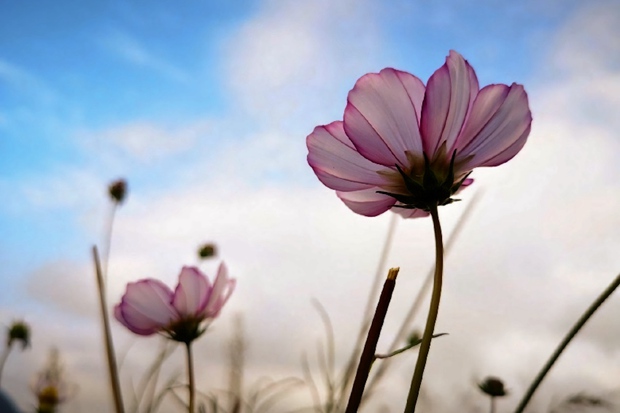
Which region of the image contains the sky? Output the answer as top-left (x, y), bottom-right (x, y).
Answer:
top-left (1, 0), bottom-right (620, 412)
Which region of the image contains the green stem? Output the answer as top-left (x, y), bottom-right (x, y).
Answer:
top-left (403, 204), bottom-right (444, 413)
top-left (514, 272), bottom-right (620, 413)
top-left (345, 268), bottom-right (399, 413)
top-left (363, 192), bottom-right (480, 404)
top-left (374, 333), bottom-right (447, 360)
top-left (185, 341), bottom-right (195, 413)
top-left (93, 246), bottom-right (125, 413)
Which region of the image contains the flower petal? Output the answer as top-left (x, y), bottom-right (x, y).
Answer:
top-left (344, 68), bottom-right (425, 167)
top-left (456, 83), bottom-right (531, 170)
top-left (115, 279), bottom-right (177, 335)
top-left (393, 208), bottom-right (429, 219)
top-left (204, 263), bottom-right (236, 318)
top-left (307, 121), bottom-right (391, 191)
top-left (336, 188), bottom-right (396, 217)
top-left (421, 50), bottom-right (479, 158)
top-left (172, 267), bottom-right (211, 317)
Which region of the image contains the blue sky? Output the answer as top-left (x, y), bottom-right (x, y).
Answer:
top-left (1, 0), bottom-right (620, 412)
top-left (0, 0), bottom-right (571, 272)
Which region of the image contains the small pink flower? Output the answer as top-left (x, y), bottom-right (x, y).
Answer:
top-left (114, 264), bottom-right (235, 343)
top-left (307, 50), bottom-right (532, 217)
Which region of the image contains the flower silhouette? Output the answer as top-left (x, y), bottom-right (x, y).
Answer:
top-left (307, 50), bottom-right (532, 217)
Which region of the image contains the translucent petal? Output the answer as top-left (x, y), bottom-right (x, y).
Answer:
top-left (307, 121), bottom-right (390, 191)
top-left (344, 68), bottom-right (425, 166)
top-left (336, 188), bottom-right (396, 217)
top-left (421, 51), bottom-right (479, 158)
top-left (172, 267), bottom-right (210, 317)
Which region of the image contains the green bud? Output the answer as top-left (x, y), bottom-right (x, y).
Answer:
top-left (7, 320), bottom-right (30, 350)
top-left (198, 243), bottom-right (217, 259)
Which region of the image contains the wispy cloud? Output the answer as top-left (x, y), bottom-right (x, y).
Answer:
top-left (0, 59), bottom-right (57, 103)
top-left (100, 29), bottom-right (190, 83)
top-left (76, 120), bottom-right (212, 164)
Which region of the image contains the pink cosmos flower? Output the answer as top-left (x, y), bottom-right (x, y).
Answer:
top-left (307, 50), bottom-right (532, 217)
top-left (114, 264), bottom-right (235, 343)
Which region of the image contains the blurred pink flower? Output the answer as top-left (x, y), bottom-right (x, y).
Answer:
top-left (114, 264), bottom-right (235, 343)
top-left (307, 50), bottom-right (532, 218)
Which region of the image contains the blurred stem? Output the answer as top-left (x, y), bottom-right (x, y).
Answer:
top-left (403, 204), bottom-right (443, 413)
top-left (185, 342), bottom-right (196, 413)
top-left (93, 246), bottom-right (125, 413)
top-left (0, 344), bottom-right (12, 388)
top-left (345, 267), bottom-right (399, 413)
top-left (374, 333), bottom-right (447, 360)
top-left (514, 272), bottom-right (620, 413)
top-left (102, 202), bottom-right (118, 282)
top-left (490, 396), bottom-right (496, 413)
top-left (339, 214), bottom-right (398, 408)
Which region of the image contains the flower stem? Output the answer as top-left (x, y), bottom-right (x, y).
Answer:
top-left (364, 193), bottom-right (480, 403)
top-left (403, 204), bottom-right (444, 413)
top-left (185, 341), bottom-right (196, 413)
top-left (514, 272), bottom-right (620, 413)
top-left (92, 246), bottom-right (125, 413)
top-left (102, 202), bottom-right (118, 283)
top-left (345, 267), bottom-right (400, 413)
top-left (0, 344), bottom-right (12, 388)
top-left (490, 396), bottom-right (496, 413)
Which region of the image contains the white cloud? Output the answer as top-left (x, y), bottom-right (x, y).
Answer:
top-left (76, 120), bottom-right (212, 164)
top-left (222, 0), bottom-right (385, 127)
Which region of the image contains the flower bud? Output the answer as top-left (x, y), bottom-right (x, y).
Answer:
top-left (108, 179), bottom-right (127, 204)
top-left (478, 376), bottom-right (508, 397)
top-left (198, 243), bottom-right (217, 259)
top-left (7, 320), bottom-right (30, 350)
top-left (406, 330), bottom-right (422, 347)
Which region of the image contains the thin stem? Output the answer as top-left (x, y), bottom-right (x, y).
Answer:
top-left (514, 272), bottom-right (620, 413)
top-left (102, 202), bottom-right (118, 283)
top-left (364, 192), bottom-right (480, 402)
top-left (0, 344), bottom-right (12, 388)
top-left (93, 246), bottom-right (125, 413)
top-left (185, 341), bottom-right (195, 413)
top-left (374, 333), bottom-right (447, 360)
top-left (403, 204), bottom-right (444, 413)
top-left (490, 396), bottom-right (495, 413)
top-left (345, 268), bottom-right (399, 413)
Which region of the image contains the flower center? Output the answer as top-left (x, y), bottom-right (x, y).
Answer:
top-left (377, 150), bottom-right (470, 211)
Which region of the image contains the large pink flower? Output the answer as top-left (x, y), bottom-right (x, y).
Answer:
top-left (114, 264), bottom-right (235, 343)
top-left (307, 51), bottom-right (532, 217)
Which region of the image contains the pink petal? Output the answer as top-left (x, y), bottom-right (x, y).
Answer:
top-left (172, 267), bottom-right (211, 317)
top-left (421, 50), bottom-right (479, 158)
top-left (456, 83), bottom-right (532, 170)
top-left (115, 279), bottom-right (177, 335)
top-left (204, 263), bottom-right (236, 318)
top-left (393, 208), bottom-right (429, 219)
top-left (307, 121), bottom-right (393, 191)
top-left (344, 68), bottom-right (425, 167)
top-left (336, 188), bottom-right (396, 217)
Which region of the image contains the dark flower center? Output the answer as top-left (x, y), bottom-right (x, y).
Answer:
top-left (377, 150), bottom-right (470, 211)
